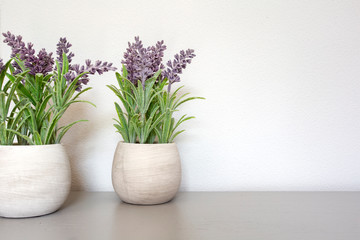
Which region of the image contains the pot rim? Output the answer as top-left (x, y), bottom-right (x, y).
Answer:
top-left (118, 141), bottom-right (176, 146)
top-left (0, 143), bottom-right (64, 148)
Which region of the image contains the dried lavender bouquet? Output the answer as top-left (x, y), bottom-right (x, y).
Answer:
top-left (0, 32), bottom-right (116, 145)
top-left (108, 37), bottom-right (204, 144)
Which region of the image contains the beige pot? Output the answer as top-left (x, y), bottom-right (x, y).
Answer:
top-left (112, 142), bottom-right (181, 205)
top-left (0, 144), bottom-right (71, 218)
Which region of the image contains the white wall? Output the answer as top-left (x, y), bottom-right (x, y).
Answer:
top-left (1, 0), bottom-right (360, 191)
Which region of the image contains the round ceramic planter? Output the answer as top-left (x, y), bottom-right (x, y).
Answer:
top-left (0, 144), bottom-right (71, 218)
top-left (112, 142), bottom-right (181, 205)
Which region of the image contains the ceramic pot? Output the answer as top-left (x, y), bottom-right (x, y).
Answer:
top-left (112, 142), bottom-right (181, 205)
top-left (0, 144), bottom-right (71, 218)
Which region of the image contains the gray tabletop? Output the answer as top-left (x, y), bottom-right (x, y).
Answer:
top-left (0, 192), bottom-right (359, 240)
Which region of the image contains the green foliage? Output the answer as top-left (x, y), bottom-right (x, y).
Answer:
top-left (0, 59), bottom-right (30, 145)
top-left (108, 67), bottom-right (164, 143)
top-left (109, 65), bottom-right (204, 144)
top-left (0, 54), bottom-right (94, 145)
top-left (155, 85), bottom-right (204, 143)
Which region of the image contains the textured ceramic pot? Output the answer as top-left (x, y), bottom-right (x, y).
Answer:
top-left (0, 144), bottom-right (71, 218)
top-left (112, 142), bottom-right (181, 205)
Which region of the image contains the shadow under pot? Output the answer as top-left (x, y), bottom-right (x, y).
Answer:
top-left (0, 144), bottom-right (71, 218)
top-left (112, 142), bottom-right (181, 205)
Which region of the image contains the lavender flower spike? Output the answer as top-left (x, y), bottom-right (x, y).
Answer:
top-left (2, 31), bottom-right (28, 59)
top-left (25, 48), bottom-right (55, 75)
top-left (0, 59), bottom-right (4, 72)
top-left (2, 31), bottom-right (117, 91)
top-left (64, 60), bottom-right (117, 91)
top-left (163, 49), bottom-right (196, 91)
top-left (53, 36), bottom-right (117, 91)
top-left (2, 31), bottom-right (54, 75)
top-left (122, 36), bottom-right (167, 86)
top-left (56, 37), bottom-right (74, 65)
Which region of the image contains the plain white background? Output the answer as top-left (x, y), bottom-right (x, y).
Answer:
top-left (0, 0), bottom-right (359, 191)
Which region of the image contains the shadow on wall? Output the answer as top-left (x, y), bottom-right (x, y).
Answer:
top-left (60, 103), bottom-right (96, 191)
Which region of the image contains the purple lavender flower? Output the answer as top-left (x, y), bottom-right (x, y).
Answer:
top-left (2, 31), bottom-right (37, 74)
top-left (2, 31), bottom-right (55, 76)
top-left (25, 48), bottom-right (55, 75)
top-left (163, 49), bottom-right (196, 91)
top-left (54, 36), bottom-right (116, 90)
top-left (122, 37), bottom-right (166, 87)
top-left (122, 37), bottom-right (195, 91)
top-left (56, 37), bottom-right (74, 66)
top-left (2, 31), bottom-right (117, 91)
top-left (150, 40), bottom-right (166, 73)
top-left (64, 60), bottom-right (116, 91)
top-left (2, 32), bottom-right (28, 59)
top-left (0, 59), bottom-right (4, 72)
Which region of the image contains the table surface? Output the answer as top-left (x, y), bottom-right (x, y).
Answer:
top-left (0, 192), bottom-right (359, 240)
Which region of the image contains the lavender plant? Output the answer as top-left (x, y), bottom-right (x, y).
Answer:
top-left (0, 32), bottom-right (116, 145)
top-left (109, 37), bottom-right (203, 144)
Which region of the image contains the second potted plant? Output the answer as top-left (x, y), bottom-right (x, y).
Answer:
top-left (109, 37), bottom-right (204, 205)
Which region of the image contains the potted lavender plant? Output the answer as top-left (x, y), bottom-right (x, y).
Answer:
top-left (0, 32), bottom-right (115, 218)
top-left (109, 37), bottom-right (204, 205)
